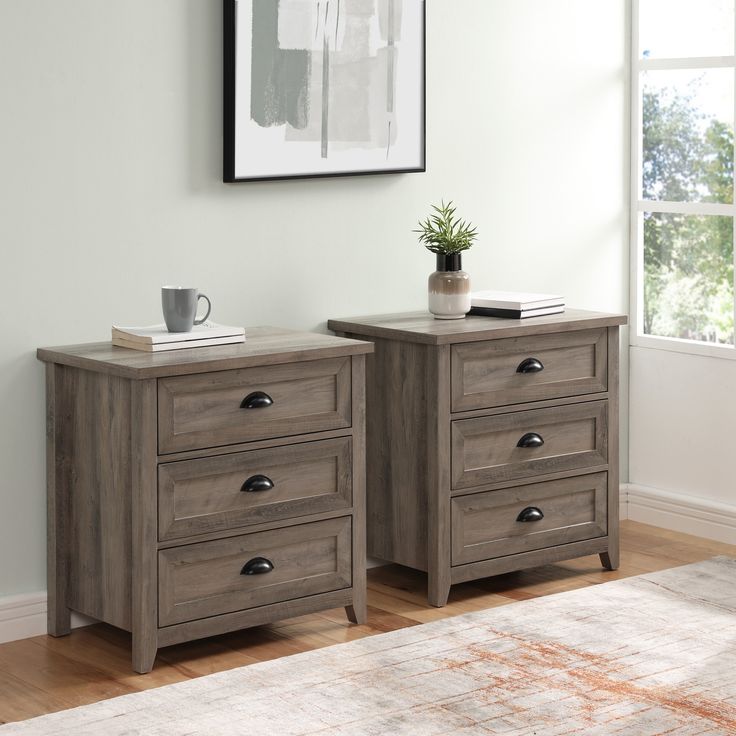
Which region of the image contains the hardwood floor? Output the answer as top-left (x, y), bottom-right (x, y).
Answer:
top-left (1, 520), bottom-right (734, 725)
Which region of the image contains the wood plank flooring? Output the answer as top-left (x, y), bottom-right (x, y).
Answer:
top-left (1, 521), bottom-right (734, 726)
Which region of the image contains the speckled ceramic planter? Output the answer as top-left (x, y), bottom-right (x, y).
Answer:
top-left (428, 253), bottom-right (471, 319)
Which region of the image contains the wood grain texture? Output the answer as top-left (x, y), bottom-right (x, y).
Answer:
top-left (1, 522), bottom-right (732, 726)
top-left (0, 668), bottom-right (75, 725)
top-left (602, 326), bottom-right (621, 571)
top-left (448, 465), bottom-right (609, 498)
top-left (45, 365), bottom-right (70, 638)
top-left (451, 400), bottom-right (608, 489)
top-left (153, 427), bottom-right (355, 463)
top-left (427, 345), bottom-right (452, 607)
top-left (157, 589), bottom-right (355, 648)
top-left (158, 357), bottom-right (351, 454)
top-left (156, 508), bottom-right (358, 550)
top-left (131, 379), bottom-right (159, 674)
top-left (39, 330), bottom-right (370, 670)
top-left (332, 314), bottom-right (625, 606)
top-left (450, 537), bottom-right (612, 584)
top-left (346, 355), bottom-right (367, 625)
top-left (37, 327), bottom-right (373, 380)
top-left (328, 309), bottom-right (627, 346)
top-left (451, 328), bottom-right (607, 411)
top-left (158, 518), bottom-right (352, 626)
top-left (158, 437), bottom-right (352, 541)
top-left (347, 336), bottom-right (432, 572)
top-left (450, 391), bottom-right (609, 421)
top-left (451, 473), bottom-right (608, 565)
top-left (55, 367), bottom-right (133, 632)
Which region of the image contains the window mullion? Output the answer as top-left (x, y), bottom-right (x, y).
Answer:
top-left (638, 56), bottom-right (736, 71)
top-left (637, 201), bottom-right (734, 216)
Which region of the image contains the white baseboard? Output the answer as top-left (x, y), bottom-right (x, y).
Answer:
top-left (619, 484), bottom-right (629, 520)
top-left (0, 593), bottom-right (96, 645)
top-left (622, 483), bottom-right (736, 545)
top-left (0, 592), bottom-right (48, 644)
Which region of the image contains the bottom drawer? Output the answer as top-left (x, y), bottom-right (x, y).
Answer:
top-left (451, 473), bottom-right (607, 566)
top-left (159, 517), bottom-right (352, 626)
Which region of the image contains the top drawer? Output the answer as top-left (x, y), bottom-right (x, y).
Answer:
top-left (451, 329), bottom-right (607, 412)
top-left (158, 357), bottom-right (351, 454)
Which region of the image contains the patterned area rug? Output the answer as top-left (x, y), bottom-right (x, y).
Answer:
top-left (3, 558), bottom-right (736, 735)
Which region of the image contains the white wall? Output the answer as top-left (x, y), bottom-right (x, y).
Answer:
top-left (0, 0), bottom-right (628, 598)
top-left (628, 347), bottom-right (736, 541)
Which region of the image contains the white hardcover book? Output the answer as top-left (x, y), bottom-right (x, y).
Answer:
top-left (112, 334), bottom-right (246, 352)
top-left (471, 290), bottom-right (565, 310)
top-left (112, 320), bottom-right (245, 345)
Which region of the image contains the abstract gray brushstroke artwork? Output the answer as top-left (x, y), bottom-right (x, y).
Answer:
top-left (251, 0), bottom-right (403, 159)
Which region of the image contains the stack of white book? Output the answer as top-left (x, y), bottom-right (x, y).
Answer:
top-left (469, 291), bottom-right (565, 319)
top-left (112, 321), bottom-right (246, 352)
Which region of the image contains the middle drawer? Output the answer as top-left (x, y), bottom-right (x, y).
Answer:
top-left (451, 401), bottom-right (608, 490)
top-left (158, 437), bottom-right (352, 541)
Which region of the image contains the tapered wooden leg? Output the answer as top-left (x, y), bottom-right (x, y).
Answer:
top-left (428, 575), bottom-right (451, 608)
top-left (132, 635), bottom-right (158, 674)
top-left (600, 547), bottom-right (619, 571)
top-left (345, 601), bottom-right (367, 625)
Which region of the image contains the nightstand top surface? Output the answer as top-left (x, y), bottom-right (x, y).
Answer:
top-left (38, 326), bottom-right (373, 379)
top-left (329, 309), bottom-right (627, 345)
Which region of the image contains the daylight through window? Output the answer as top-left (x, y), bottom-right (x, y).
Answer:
top-left (634, 0), bottom-right (736, 351)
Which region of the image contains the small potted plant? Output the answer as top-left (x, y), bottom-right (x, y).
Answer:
top-left (414, 200), bottom-right (477, 319)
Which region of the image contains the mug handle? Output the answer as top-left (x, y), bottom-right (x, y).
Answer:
top-left (194, 293), bottom-right (212, 326)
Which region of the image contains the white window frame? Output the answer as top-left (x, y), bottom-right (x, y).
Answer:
top-left (630, 0), bottom-right (736, 359)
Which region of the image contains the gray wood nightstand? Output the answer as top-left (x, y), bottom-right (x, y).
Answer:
top-left (329, 309), bottom-right (627, 607)
top-left (38, 328), bottom-right (372, 673)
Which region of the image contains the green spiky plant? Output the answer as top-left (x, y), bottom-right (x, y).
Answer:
top-left (414, 200), bottom-right (478, 255)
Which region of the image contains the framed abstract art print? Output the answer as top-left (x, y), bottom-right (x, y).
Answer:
top-left (224, 0), bottom-right (425, 182)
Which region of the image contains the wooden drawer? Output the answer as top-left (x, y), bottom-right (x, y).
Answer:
top-left (451, 329), bottom-right (607, 412)
top-left (451, 401), bottom-right (607, 490)
top-left (158, 517), bottom-right (351, 626)
top-left (158, 437), bottom-right (352, 541)
top-left (158, 358), bottom-right (351, 454)
top-left (451, 473), bottom-right (607, 565)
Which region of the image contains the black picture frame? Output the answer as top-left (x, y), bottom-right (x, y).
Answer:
top-left (223, 0), bottom-right (426, 183)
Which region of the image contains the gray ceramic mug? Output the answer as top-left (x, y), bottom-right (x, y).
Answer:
top-left (161, 286), bottom-right (212, 333)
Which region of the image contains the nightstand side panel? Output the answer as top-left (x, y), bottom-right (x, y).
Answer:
top-left (55, 365), bottom-right (134, 632)
top-left (343, 335), bottom-right (434, 572)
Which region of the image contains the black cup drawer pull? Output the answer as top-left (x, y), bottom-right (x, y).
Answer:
top-left (240, 391), bottom-right (274, 409)
top-left (240, 557), bottom-right (274, 575)
top-left (240, 474), bottom-right (275, 493)
top-left (516, 357), bottom-right (544, 374)
top-left (517, 432), bottom-right (544, 448)
top-left (516, 507), bottom-right (545, 523)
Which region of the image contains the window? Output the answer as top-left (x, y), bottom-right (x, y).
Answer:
top-left (632, 0), bottom-right (736, 355)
